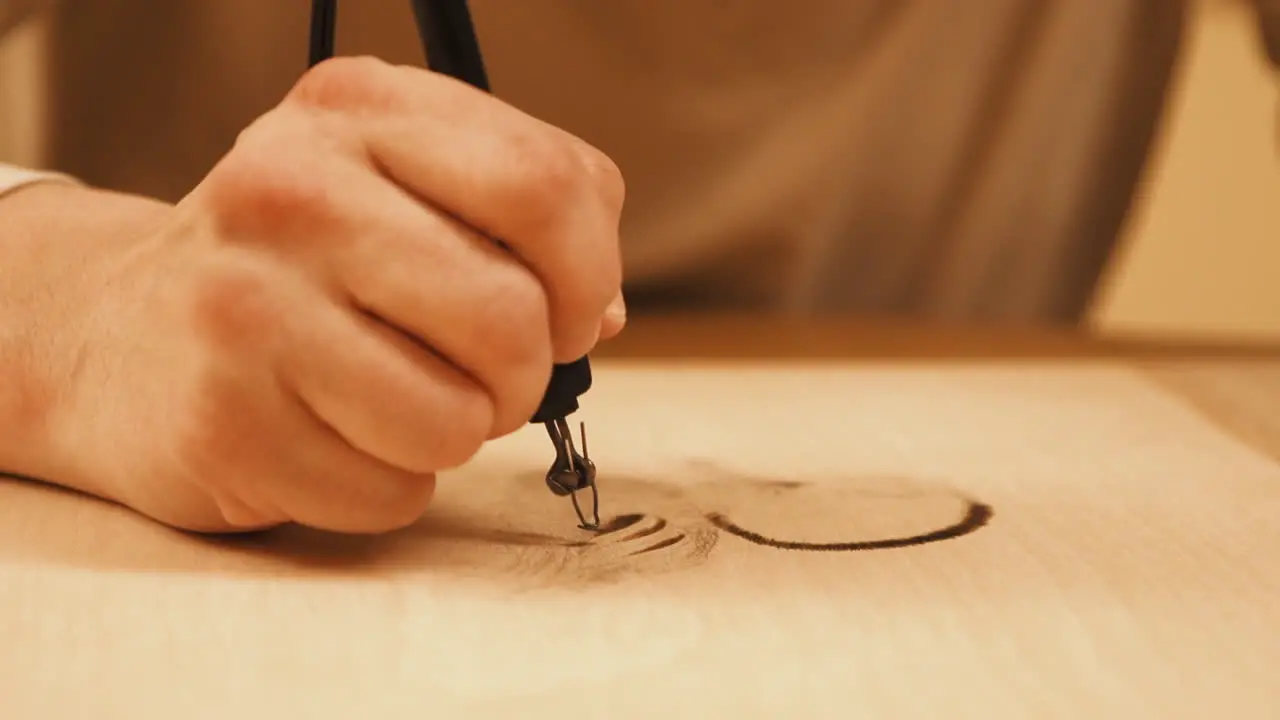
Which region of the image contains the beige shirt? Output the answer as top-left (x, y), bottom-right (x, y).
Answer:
top-left (3, 1), bottom-right (1268, 322)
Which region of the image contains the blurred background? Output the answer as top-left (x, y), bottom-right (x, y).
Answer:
top-left (0, 0), bottom-right (1276, 343)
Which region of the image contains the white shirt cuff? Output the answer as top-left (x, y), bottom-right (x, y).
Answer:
top-left (0, 163), bottom-right (84, 200)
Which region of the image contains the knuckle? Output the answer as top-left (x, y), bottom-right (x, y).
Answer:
top-left (202, 140), bottom-right (329, 238)
top-left (502, 131), bottom-right (591, 236)
top-left (577, 142), bottom-right (627, 210)
top-left (289, 55), bottom-right (398, 112)
top-left (187, 261), bottom-right (283, 354)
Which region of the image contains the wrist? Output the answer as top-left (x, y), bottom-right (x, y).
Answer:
top-left (0, 181), bottom-right (171, 494)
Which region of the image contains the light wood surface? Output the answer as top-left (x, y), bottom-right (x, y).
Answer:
top-left (2, 319), bottom-right (1278, 718)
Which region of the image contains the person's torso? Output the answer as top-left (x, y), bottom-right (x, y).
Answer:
top-left (35, 0), bottom-right (1188, 321)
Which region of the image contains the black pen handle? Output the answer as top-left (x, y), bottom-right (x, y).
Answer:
top-left (410, 0), bottom-right (594, 424)
top-left (308, 0), bottom-right (337, 68)
top-left (410, 0), bottom-right (490, 91)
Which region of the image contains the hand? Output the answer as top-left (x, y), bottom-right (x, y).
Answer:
top-left (45, 56), bottom-right (626, 534)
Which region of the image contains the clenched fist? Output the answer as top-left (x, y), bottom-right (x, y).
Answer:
top-left (32, 56), bottom-right (626, 534)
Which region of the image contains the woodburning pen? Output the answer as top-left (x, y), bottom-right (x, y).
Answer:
top-left (308, 0), bottom-right (601, 531)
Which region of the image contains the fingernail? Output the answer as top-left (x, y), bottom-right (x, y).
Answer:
top-left (605, 292), bottom-right (627, 325)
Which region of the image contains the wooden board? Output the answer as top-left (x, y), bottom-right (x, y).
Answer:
top-left (2, 360), bottom-right (1279, 718)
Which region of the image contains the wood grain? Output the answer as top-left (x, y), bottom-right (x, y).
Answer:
top-left (2, 346), bottom-right (1277, 718)
top-left (1142, 360), bottom-right (1280, 463)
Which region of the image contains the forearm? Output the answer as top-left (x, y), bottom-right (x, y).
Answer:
top-left (0, 179), bottom-right (171, 491)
